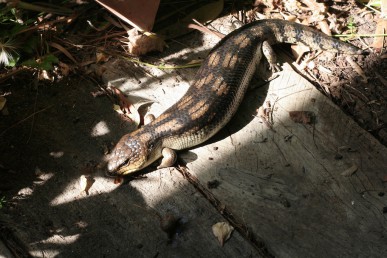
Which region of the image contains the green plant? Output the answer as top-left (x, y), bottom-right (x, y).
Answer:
top-left (0, 37), bottom-right (19, 66)
top-left (0, 1), bottom-right (73, 69)
top-left (0, 196), bottom-right (5, 209)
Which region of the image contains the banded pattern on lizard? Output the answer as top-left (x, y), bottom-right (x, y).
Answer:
top-left (106, 19), bottom-right (363, 175)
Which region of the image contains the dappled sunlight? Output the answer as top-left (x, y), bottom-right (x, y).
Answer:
top-left (177, 63), bottom-right (387, 256)
top-left (91, 121), bottom-right (110, 137)
top-left (33, 172), bottom-right (54, 185)
top-left (1, 5), bottom-right (385, 256)
top-left (49, 151), bottom-right (64, 158)
top-left (32, 233), bottom-right (80, 246)
top-left (30, 234), bottom-right (80, 257)
top-left (2, 55), bottom-right (384, 257)
top-left (30, 249), bottom-right (60, 257)
top-left (49, 176), bottom-right (116, 206)
top-left (16, 172), bottom-right (54, 197)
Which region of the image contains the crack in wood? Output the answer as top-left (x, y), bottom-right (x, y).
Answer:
top-left (176, 164), bottom-right (275, 258)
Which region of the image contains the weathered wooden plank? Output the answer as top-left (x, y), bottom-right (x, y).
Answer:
top-left (100, 21), bottom-right (387, 256)
top-left (96, 19), bottom-right (387, 256)
top-left (29, 169), bottom-right (262, 257)
top-left (181, 63), bottom-right (387, 257)
top-left (3, 16), bottom-right (384, 258)
top-left (0, 78), bottom-right (262, 257)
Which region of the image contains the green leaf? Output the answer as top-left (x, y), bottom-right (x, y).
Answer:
top-left (6, 53), bottom-right (19, 67)
top-left (0, 196), bottom-right (5, 209)
top-left (22, 58), bottom-right (39, 68)
top-left (22, 54), bottom-right (59, 70)
top-left (39, 54), bottom-right (59, 70)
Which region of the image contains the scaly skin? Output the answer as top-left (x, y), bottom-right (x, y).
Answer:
top-left (106, 19), bottom-right (363, 176)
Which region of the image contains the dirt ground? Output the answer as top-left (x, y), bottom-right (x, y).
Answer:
top-left (0, 1), bottom-right (386, 257)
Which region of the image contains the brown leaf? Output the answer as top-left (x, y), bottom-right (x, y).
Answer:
top-left (289, 111), bottom-right (315, 124)
top-left (96, 50), bottom-right (108, 63)
top-left (49, 42), bottom-right (78, 64)
top-left (109, 86), bottom-right (141, 127)
top-left (291, 44), bottom-right (311, 60)
top-left (114, 176), bottom-right (123, 184)
top-left (79, 175), bottom-right (95, 195)
top-left (318, 20), bottom-right (331, 36)
top-left (212, 222), bottom-right (234, 246)
top-left (126, 29), bottom-right (165, 56)
top-left (372, 18), bottom-right (387, 51)
top-left (345, 56), bottom-right (367, 83)
top-left (58, 62), bottom-right (70, 76)
top-left (300, 0), bottom-right (327, 13)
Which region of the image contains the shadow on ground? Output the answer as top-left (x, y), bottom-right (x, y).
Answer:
top-left (0, 74), bottom-right (263, 257)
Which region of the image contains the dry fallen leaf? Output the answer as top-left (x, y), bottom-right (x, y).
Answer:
top-left (289, 111), bottom-right (315, 124)
top-left (291, 44), bottom-right (311, 60)
top-left (79, 175), bottom-right (87, 191)
top-left (114, 176), bottom-right (123, 184)
top-left (317, 20), bottom-right (331, 36)
top-left (345, 56), bottom-right (367, 83)
top-left (109, 86), bottom-right (141, 128)
top-left (126, 29), bottom-right (165, 56)
top-left (96, 50), bottom-right (108, 63)
top-left (49, 42), bottom-right (78, 64)
top-left (0, 96), bottom-right (6, 111)
top-left (212, 222), bottom-right (234, 246)
top-left (318, 65), bottom-right (332, 74)
top-left (79, 175), bottom-right (95, 195)
top-left (38, 70), bottom-right (54, 81)
top-left (372, 19), bottom-right (387, 51)
top-left (301, 0), bottom-right (327, 13)
top-left (58, 62), bottom-right (70, 76)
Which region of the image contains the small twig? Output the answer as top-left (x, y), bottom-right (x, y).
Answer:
top-left (0, 105), bottom-right (53, 137)
top-left (16, 15), bottom-right (77, 35)
top-left (176, 165), bottom-right (274, 257)
top-left (89, 31), bottom-right (127, 44)
top-left (188, 19), bottom-right (225, 39)
top-left (333, 33), bottom-right (387, 38)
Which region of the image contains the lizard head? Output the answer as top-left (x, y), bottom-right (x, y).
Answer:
top-left (106, 133), bottom-right (156, 176)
